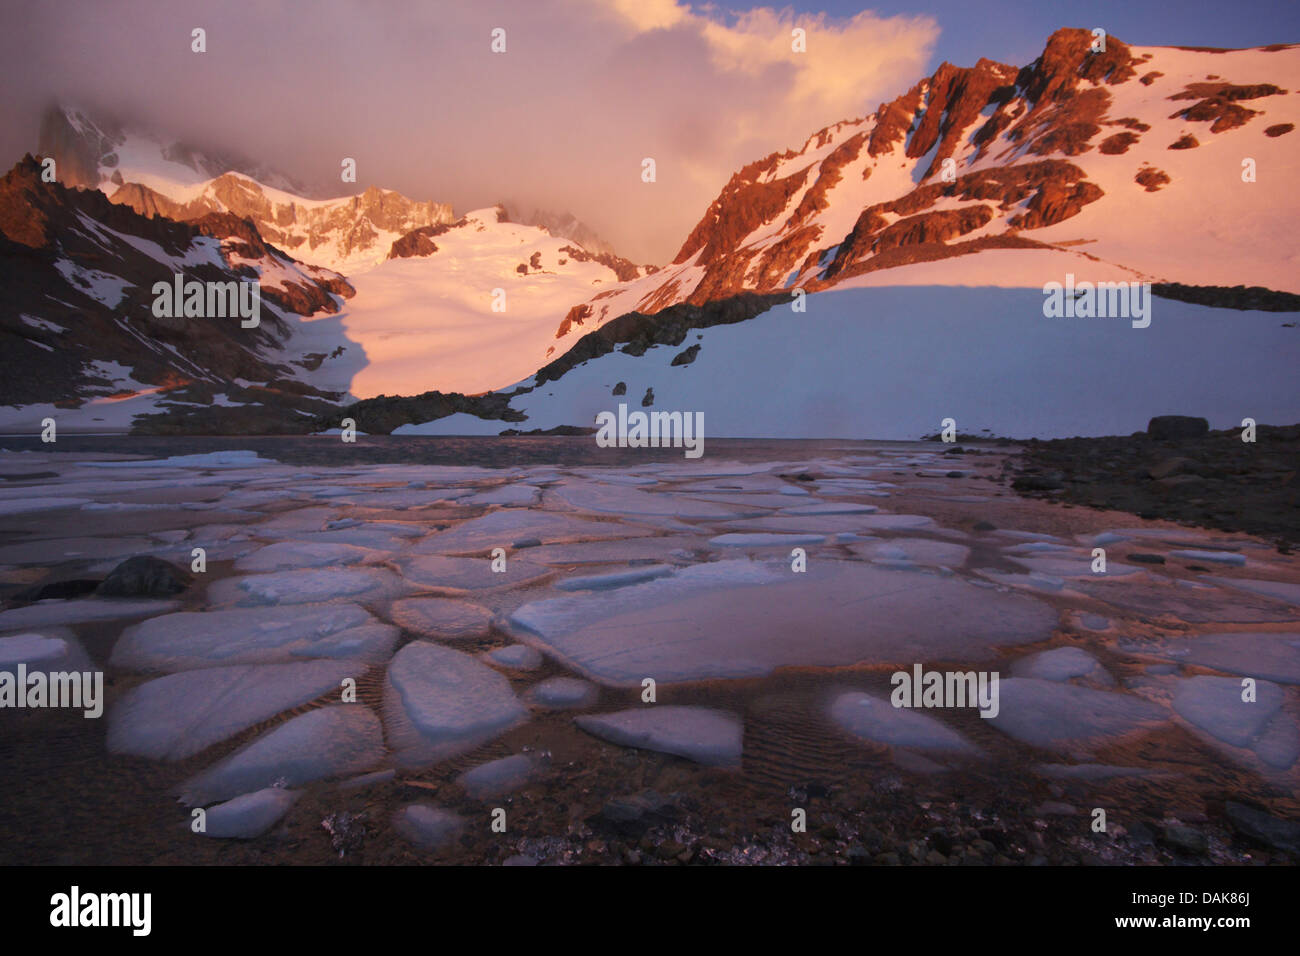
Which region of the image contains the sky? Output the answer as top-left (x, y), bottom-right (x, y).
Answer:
top-left (0, 0), bottom-right (1295, 263)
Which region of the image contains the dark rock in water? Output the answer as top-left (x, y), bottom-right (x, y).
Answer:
top-left (13, 578), bottom-right (101, 602)
top-left (594, 790), bottom-right (681, 835)
top-left (640, 387), bottom-right (655, 407)
top-left (511, 537), bottom-right (542, 549)
top-left (1127, 553), bottom-right (1166, 564)
top-left (96, 556), bottom-right (191, 597)
top-left (1147, 415), bottom-right (1208, 440)
top-left (1224, 801), bottom-right (1300, 855)
top-left (1160, 824), bottom-right (1207, 854)
top-left (612, 381), bottom-right (626, 396)
top-left (973, 520), bottom-right (997, 531)
top-left (1012, 475), bottom-right (1063, 491)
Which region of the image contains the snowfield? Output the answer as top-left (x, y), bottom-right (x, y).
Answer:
top-left (395, 281), bottom-right (1300, 440)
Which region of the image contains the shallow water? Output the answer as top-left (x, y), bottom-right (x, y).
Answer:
top-left (1, 437), bottom-right (1297, 865)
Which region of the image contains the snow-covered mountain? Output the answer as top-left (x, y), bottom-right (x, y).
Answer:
top-left (8, 30), bottom-right (1299, 437)
top-left (331, 29), bottom-right (1300, 440)
top-left (0, 156), bottom-right (361, 433)
top-left (550, 29), bottom-right (1300, 354)
top-left (39, 105), bottom-right (456, 274)
top-left (337, 206), bottom-right (655, 399)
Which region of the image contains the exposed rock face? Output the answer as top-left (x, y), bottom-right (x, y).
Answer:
top-left (1148, 415), bottom-right (1210, 440)
top-left (111, 174), bottom-right (454, 273)
top-left (97, 556), bottom-right (192, 597)
top-left (0, 155), bottom-right (352, 430)
top-left (550, 29), bottom-right (1297, 351)
top-left (1167, 82), bottom-right (1287, 133)
top-left (549, 28), bottom-right (1156, 338)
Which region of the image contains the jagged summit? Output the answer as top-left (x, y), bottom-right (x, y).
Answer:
top-left (553, 28), bottom-right (1299, 345)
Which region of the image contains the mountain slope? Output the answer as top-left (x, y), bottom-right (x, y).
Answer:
top-left (0, 156), bottom-right (359, 433)
top-left (40, 105), bottom-right (457, 274)
top-left (552, 30), bottom-right (1300, 351)
top-left (335, 207), bottom-right (652, 398)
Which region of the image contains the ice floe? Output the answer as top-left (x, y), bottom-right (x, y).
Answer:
top-left (199, 788), bottom-right (298, 838)
top-left (1011, 646), bottom-right (1113, 685)
top-left (112, 604), bottom-right (396, 671)
top-left (383, 641), bottom-right (527, 766)
top-left (575, 706), bottom-right (742, 766)
top-left (456, 753), bottom-right (543, 798)
top-left (108, 660), bottom-right (358, 759)
top-left (181, 704), bottom-right (383, 805)
top-left (988, 678), bottom-right (1167, 750)
top-left (390, 598), bottom-right (493, 639)
top-left (527, 676), bottom-right (598, 709)
top-left (394, 804), bottom-right (464, 849)
top-left (485, 644), bottom-right (543, 670)
top-left (510, 559), bottom-right (1056, 686)
top-left (829, 692), bottom-right (977, 753)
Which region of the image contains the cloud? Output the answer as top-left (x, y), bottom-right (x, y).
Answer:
top-left (0, 0), bottom-right (938, 263)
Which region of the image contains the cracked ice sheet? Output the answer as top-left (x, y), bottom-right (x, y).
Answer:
top-left (849, 538), bottom-right (970, 568)
top-left (510, 536), bottom-right (704, 566)
top-left (508, 558), bottom-right (1057, 687)
top-left (234, 541), bottom-right (376, 572)
top-left (108, 660), bottom-right (359, 760)
top-left (1171, 676), bottom-right (1299, 770)
top-left (1121, 632), bottom-right (1300, 685)
top-left (205, 567), bottom-right (410, 608)
top-left (553, 480), bottom-right (754, 519)
top-left (412, 510), bottom-right (654, 555)
top-left (394, 554), bottom-right (551, 592)
top-left (1078, 577), bottom-right (1300, 623)
top-left (111, 603), bottom-right (397, 671)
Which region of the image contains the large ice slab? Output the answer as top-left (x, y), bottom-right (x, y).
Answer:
top-left (383, 641), bottom-right (528, 766)
top-left (829, 692), bottom-right (977, 753)
top-left (206, 567), bottom-right (407, 607)
top-left (0, 597), bottom-right (180, 630)
top-left (181, 704), bottom-right (383, 805)
top-left (1171, 675), bottom-right (1284, 748)
top-left (108, 661), bottom-right (358, 760)
top-left (988, 678), bottom-right (1167, 750)
top-left (575, 706), bottom-right (742, 766)
top-left (395, 554), bottom-right (550, 592)
top-left (112, 604), bottom-right (396, 671)
top-left (509, 559), bottom-right (1056, 686)
top-left (391, 598), bottom-right (493, 640)
top-left (1126, 632), bottom-right (1300, 685)
top-left (234, 542), bottom-right (373, 572)
top-left (413, 510), bottom-right (653, 555)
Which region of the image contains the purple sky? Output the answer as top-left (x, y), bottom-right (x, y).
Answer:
top-left (1, 0), bottom-right (1294, 262)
